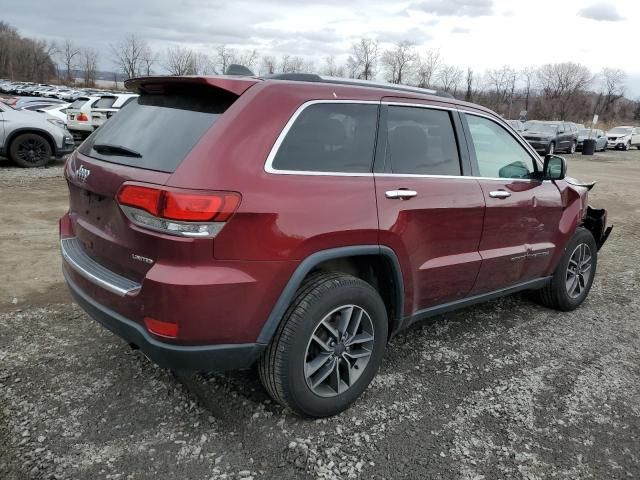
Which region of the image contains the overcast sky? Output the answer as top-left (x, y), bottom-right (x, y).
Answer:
top-left (3, 0), bottom-right (639, 96)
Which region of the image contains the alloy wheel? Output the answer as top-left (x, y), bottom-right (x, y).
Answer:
top-left (304, 305), bottom-right (374, 397)
top-left (16, 137), bottom-right (48, 165)
top-left (566, 243), bottom-right (593, 299)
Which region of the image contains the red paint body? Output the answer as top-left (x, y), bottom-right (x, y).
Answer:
top-left (60, 76), bottom-right (589, 351)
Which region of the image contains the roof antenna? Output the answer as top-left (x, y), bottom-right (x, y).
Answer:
top-left (225, 64), bottom-right (255, 76)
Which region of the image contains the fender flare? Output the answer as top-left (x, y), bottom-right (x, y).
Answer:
top-left (5, 127), bottom-right (58, 155)
top-left (256, 245), bottom-right (404, 344)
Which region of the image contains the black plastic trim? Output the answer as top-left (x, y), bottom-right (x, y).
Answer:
top-left (63, 269), bottom-right (264, 372)
top-left (257, 245), bottom-right (405, 344)
top-left (4, 127), bottom-right (58, 156)
top-left (403, 276), bottom-right (552, 328)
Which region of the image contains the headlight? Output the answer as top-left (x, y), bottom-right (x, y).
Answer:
top-left (47, 118), bottom-right (65, 129)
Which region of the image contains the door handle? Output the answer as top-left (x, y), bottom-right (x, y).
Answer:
top-left (489, 190), bottom-right (511, 199)
top-left (385, 189), bottom-right (418, 200)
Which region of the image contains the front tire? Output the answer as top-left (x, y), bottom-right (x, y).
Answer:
top-left (258, 273), bottom-right (388, 418)
top-left (546, 142), bottom-right (555, 155)
top-left (534, 227), bottom-right (597, 311)
top-left (9, 133), bottom-right (53, 168)
top-left (624, 142), bottom-right (631, 151)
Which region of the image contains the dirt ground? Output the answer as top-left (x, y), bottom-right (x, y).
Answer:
top-left (1, 149), bottom-right (639, 480)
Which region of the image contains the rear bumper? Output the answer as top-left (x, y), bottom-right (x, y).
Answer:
top-left (63, 268), bottom-right (265, 372)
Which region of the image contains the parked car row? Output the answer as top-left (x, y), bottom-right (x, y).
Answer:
top-left (0, 79), bottom-right (122, 102)
top-left (66, 93), bottom-right (139, 140)
top-left (508, 118), bottom-right (640, 154)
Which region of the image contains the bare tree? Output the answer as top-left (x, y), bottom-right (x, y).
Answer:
top-left (437, 64), bottom-right (463, 94)
top-left (279, 55), bottom-right (304, 73)
top-left (415, 48), bottom-right (441, 88)
top-left (60, 39), bottom-right (80, 83)
top-left (236, 49), bottom-right (259, 71)
top-left (322, 56), bottom-right (345, 77)
top-left (381, 41), bottom-right (416, 84)
top-left (216, 45), bottom-right (236, 74)
top-left (165, 46), bottom-right (195, 75)
top-left (111, 34), bottom-right (150, 79)
top-left (600, 67), bottom-right (626, 117)
top-left (537, 62), bottom-right (592, 118)
top-left (346, 38), bottom-right (379, 80)
top-left (259, 55), bottom-right (276, 75)
top-left (465, 67), bottom-right (474, 102)
top-left (521, 66), bottom-right (537, 112)
top-left (485, 66), bottom-right (517, 113)
top-left (80, 48), bottom-right (98, 87)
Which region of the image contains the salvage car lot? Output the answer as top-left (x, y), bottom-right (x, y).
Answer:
top-left (1, 151), bottom-right (639, 479)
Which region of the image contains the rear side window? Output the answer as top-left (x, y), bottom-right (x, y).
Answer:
top-left (93, 97), bottom-right (117, 109)
top-left (272, 103), bottom-right (378, 173)
top-left (385, 106), bottom-right (461, 176)
top-left (80, 89), bottom-right (235, 173)
top-left (69, 98), bottom-right (89, 109)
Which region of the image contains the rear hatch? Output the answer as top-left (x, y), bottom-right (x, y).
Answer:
top-left (67, 96), bottom-right (97, 133)
top-left (90, 95), bottom-right (119, 128)
top-left (65, 77), bottom-right (257, 284)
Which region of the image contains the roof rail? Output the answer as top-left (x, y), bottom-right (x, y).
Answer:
top-left (262, 72), bottom-right (452, 98)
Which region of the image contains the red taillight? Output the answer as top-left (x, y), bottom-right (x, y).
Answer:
top-left (117, 185), bottom-right (162, 216)
top-left (76, 113), bottom-right (89, 122)
top-left (117, 184), bottom-right (241, 226)
top-left (163, 191), bottom-right (240, 221)
top-left (144, 317), bottom-right (178, 339)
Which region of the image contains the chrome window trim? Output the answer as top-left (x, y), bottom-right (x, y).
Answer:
top-left (264, 99), bottom-right (380, 177)
top-left (264, 99), bottom-right (544, 177)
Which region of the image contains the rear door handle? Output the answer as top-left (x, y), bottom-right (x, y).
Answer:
top-left (489, 190), bottom-right (511, 199)
top-left (385, 189), bottom-right (418, 200)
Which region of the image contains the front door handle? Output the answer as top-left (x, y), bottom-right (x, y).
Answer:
top-left (385, 189), bottom-right (418, 200)
top-left (489, 190), bottom-right (511, 199)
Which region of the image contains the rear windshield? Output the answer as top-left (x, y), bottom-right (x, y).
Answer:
top-left (79, 89), bottom-right (235, 173)
top-left (69, 98), bottom-right (90, 109)
top-left (93, 96), bottom-right (117, 109)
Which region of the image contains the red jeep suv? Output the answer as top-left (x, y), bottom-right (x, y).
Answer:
top-left (60, 72), bottom-right (611, 417)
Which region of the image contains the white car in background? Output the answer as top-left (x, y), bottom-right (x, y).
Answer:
top-left (606, 126), bottom-right (640, 150)
top-left (36, 103), bottom-right (71, 124)
top-left (90, 93), bottom-right (139, 128)
top-left (66, 96), bottom-right (103, 140)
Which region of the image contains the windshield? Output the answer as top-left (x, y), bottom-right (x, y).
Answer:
top-left (609, 127), bottom-right (633, 135)
top-left (524, 122), bottom-right (557, 133)
top-left (578, 129), bottom-right (593, 136)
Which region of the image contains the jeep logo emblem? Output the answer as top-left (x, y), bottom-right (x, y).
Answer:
top-left (76, 165), bottom-right (90, 182)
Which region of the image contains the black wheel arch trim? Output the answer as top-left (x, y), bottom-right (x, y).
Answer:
top-left (5, 127), bottom-right (58, 155)
top-left (256, 245), bottom-right (405, 345)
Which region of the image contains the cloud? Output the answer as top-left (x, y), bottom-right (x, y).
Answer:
top-left (451, 26), bottom-right (470, 34)
top-left (578, 3), bottom-right (625, 22)
top-left (411, 0), bottom-right (493, 17)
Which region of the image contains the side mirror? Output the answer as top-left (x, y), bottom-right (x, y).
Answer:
top-left (543, 154), bottom-right (566, 180)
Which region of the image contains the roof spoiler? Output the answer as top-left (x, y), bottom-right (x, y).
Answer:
top-left (124, 75), bottom-right (259, 96)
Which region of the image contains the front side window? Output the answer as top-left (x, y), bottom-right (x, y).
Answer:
top-left (466, 114), bottom-right (536, 179)
top-left (272, 103), bottom-right (378, 173)
top-left (385, 106), bottom-right (461, 175)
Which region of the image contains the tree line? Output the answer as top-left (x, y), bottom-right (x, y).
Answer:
top-left (1, 22), bottom-right (638, 124)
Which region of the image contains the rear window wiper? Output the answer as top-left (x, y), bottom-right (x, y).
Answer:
top-left (92, 143), bottom-right (142, 158)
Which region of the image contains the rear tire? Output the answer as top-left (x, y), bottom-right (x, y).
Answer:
top-left (9, 133), bottom-right (53, 168)
top-left (566, 141), bottom-right (577, 154)
top-left (534, 227), bottom-right (597, 311)
top-left (258, 273), bottom-right (388, 418)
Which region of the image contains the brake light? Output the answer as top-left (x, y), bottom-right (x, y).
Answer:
top-left (116, 184), bottom-right (241, 237)
top-left (77, 113), bottom-right (89, 121)
top-left (144, 317), bottom-right (178, 339)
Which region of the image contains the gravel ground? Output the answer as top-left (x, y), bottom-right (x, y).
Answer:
top-left (1, 150), bottom-right (639, 479)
